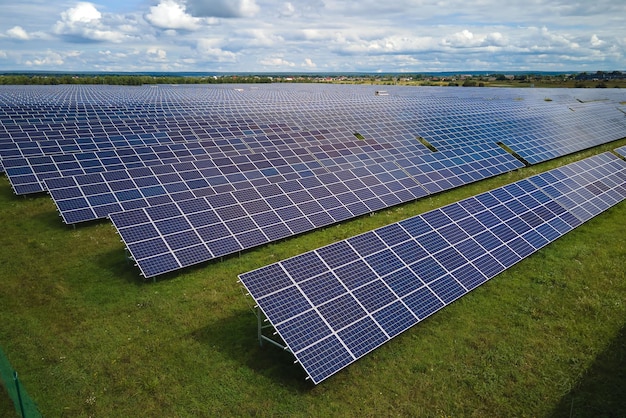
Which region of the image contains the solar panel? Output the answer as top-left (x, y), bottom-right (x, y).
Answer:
top-left (50, 142), bottom-right (522, 225)
top-left (238, 152), bottom-right (626, 384)
top-left (616, 146), bottom-right (626, 159)
top-left (2, 85), bottom-right (625, 179)
top-left (107, 144), bottom-right (522, 277)
top-left (3, 127), bottom-right (359, 195)
top-left (2, 84), bottom-right (625, 280)
top-left (0, 132), bottom-right (179, 170)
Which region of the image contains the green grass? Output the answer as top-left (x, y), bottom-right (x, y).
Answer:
top-left (1, 140), bottom-right (625, 417)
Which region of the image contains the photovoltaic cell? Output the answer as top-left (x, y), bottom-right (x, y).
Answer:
top-left (238, 152), bottom-right (626, 384)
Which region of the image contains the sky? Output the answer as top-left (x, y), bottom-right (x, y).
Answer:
top-left (0, 0), bottom-right (624, 73)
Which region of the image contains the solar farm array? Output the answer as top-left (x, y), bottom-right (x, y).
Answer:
top-left (239, 152), bottom-right (626, 383)
top-left (1, 84), bottom-right (625, 278)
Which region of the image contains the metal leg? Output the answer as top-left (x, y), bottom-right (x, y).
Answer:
top-left (256, 306), bottom-right (290, 352)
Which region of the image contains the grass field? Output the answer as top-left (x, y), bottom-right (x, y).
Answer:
top-left (1, 139), bottom-right (625, 416)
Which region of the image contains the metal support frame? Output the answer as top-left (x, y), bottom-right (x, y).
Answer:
top-left (256, 306), bottom-right (291, 352)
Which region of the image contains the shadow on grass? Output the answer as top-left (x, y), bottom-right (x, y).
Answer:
top-left (0, 381), bottom-right (18, 418)
top-left (92, 247), bottom-right (152, 286)
top-left (31, 210), bottom-right (77, 232)
top-left (550, 323), bottom-right (626, 418)
top-left (189, 309), bottom-right (314, 393)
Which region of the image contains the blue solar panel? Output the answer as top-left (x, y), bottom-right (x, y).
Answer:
top-left (49, 134), bottom-right (463, 223)
top-left (3, 128), bottom-right (386, 195)
top-left (238, 152), bottom-right (626, 384)
top-left (102, 146), bottom-right (517, 274)
top-left (2, 84), bottom-right (625, 282)
top-left (616, 146), bottom-right (626, 159)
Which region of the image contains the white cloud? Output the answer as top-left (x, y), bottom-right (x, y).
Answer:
top-left (280, 2), bottom-right (296, 17)
top-left (186, 0), bottom-right (260, 18)
top-left (146, 0), bottom-right (204, 31)
top-left (7, 26), bottom-right (30, 40)
top-left (24, 50), bottom-right (72, 66)
top-left (485, 32), bottom-right (505, 46)
top-left (438, 29), bottom-right (508, 50)
top-left (0, 0), bottom-right (624, 72)
top-left (334, 34), bottom-right (437, 55)
top-left (259, 57), bottom-right (296, 67)
top-left (53, 2), bottom-right (131, 43)
top-left (147, 47), bottom-right (167, 61)
top-left (196, 39), bottom-right (237, 62)
top-left (99, 50), bottom-right (128, 59)
top-left (61, 2), bottom-right (101, 23)
top-left (237, 29), bottom-right (284, 48)
top-left (442, 29), bottom-right (492, 48)
top-left (590, 34), bottom-right (604, 47)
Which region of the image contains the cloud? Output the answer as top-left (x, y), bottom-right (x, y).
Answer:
top-left (259, 57), bottom-right (296, 67)
top-left (196, 39), bottom-right (237, 62)
top-left (53, 2), bottom-right (130, 43)
top-left (441, 29), bottom-right (506, 49)
top-left (147, 47), bottom-right (167, 61)
top-left (590, 34), bottom-right (604, 47)
top-left (0, 0), bottom-right (624, 72)
top-left (235, 29), bottom-right (284, 48)
top-left (186, 0), bottom-right (260, 18)
top-left (7, 26), bottom-right (30, 40)
top-left (443, 29), bottom-right (477, 47)
top-left (24, 50), bottom-right (81, 67)
top-left (333, 34), bottom-right (437, 55)
top-left (280, 2), bottom-right (296, 17)
top-left (62, 2), bottom-right (101, 23)
top-left (146, 0), bottom-right (206, 31)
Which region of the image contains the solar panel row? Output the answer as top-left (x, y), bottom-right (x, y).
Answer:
top-left (238, 152), bottom-right (626, 384)
top-left (423, 103), bottom-right (626, 164)
top-left (616, 146), bottom-right (626, 159)
top-left (45, 131), bottom-right (436, 224)
top-left (3, 127), bottom-right (361, 194)
top-left (1, 85), bottom-right (624, 282)
top-left (108, 143), bottom-right (523, 277)
top-left (2, 85), bottom-right (624, 174)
